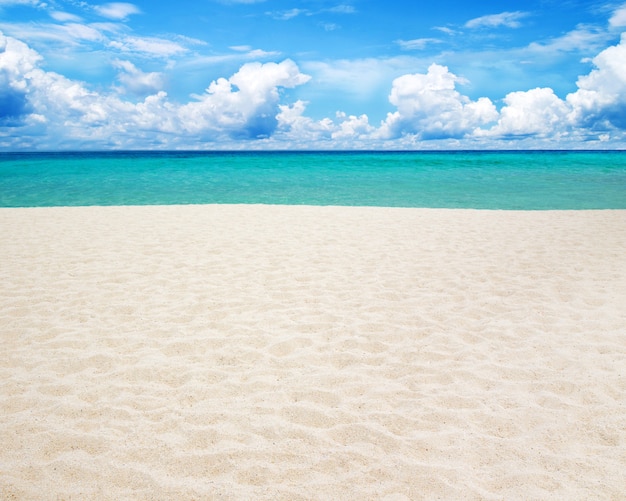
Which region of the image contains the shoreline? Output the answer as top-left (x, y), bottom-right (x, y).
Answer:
top-left (3, 202), bottom-right (626, 210)
top-left (1, 205), bottom-right (625, 499)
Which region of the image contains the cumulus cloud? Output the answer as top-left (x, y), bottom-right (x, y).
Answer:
top-left (179, 60), bottom-right (311, 139)
top-left (276, 100), bottom-right (334, 141)
top-left (566, 33), bottom-right (626, 129)
top-left (3, 25), bottom-right (626, 149)
top-left (465, 11), bottom-right (527, 29)
top-left (481, 34), bottom-right (626, 139)
top-left (94, 2), bottom-right (141, 21)
top-left (18, 57), bottom-right (310, 143)
top-left (113, 60), bottom-right (164, 95)
top-left (0, 31), bottom-right (40, 79)
top-left (274, 101), bottom-right (379, 145)
top-left (609, 5), bottom-right (626, 27)
top-left (373, 35), bottom-right (626, 144)
top-left (332, 111), bottom-right (374, 139)
top-left (0, 82), bottom-right (28, 126)
top-left (486, 88), bottom-right (569, 137)
top-left (0, 32), bottom-right (39, 125)
top-left (0, 32), bottom-right (311, 146)
top-left (379, 64), bottom-right (498, 140)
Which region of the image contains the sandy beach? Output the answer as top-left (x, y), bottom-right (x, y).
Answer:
top-left (1, 204), bottom-right (625, 500)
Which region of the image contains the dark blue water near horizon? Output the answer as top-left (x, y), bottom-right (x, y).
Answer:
top-left (0, 150), bottom-right (624, 209)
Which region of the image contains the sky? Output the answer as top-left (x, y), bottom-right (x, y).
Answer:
top-left (1, 0), bottom-right (626, 150)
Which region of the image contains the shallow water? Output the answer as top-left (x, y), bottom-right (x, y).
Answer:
top-left (0, 150), bottom-right (624, 209)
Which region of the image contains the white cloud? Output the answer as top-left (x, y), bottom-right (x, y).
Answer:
top-left (485, 87), bottom-right (569, 137)
top-left (0, 0), bottom-right (45, 5)
top-left (275, 102), bottom-right (379, 144)
top-left (0, 33), bottom-right (40, 125)
top-left (94, 2), bottom-right (141, 20)
top-left (434, 26), bottom-right (455, 36)
top-left (396, 38), bottom-right (440, 51)
top-left (566, 33), bottom-right (626, 129)
top-left (246, 48), bottom-right (278, 58)
top-left (379, 64), bottom-right (498, 139)
top-left (113, 60), bottom-right (164, 95)
top-left (50, 11), bottom-right (83, 22)
top-left (327, 5), bottom-right (356, 14)
top-left (181, 47), bottom-right (281, 67)
top-left (62, 22), bottom-right (104, 42)
top-left (108, 36), bottom-right (187, 57)
top-left (276, 100), bottom-right (334, 141)
top-left (3, 26), bottom-right (626, 149)
top-left (465, 11), bottom-right (527, 29)
top-left (272, 8), bottom-right (306, 21)
top-left (0, 33), bottom-right (39, 98)
top-left (527, 26), bottom-right (608, 54)
top-left (373, 34), bottom-right (626, 143)
top-left (0, 21), bottom-right (104, 46)
top-left (178, 60), bottom-right (311, 139)
top-left (332, 111), bottom-right (373, 139)
top-left (609, 5), bottom-right (626, 27)
top-left (481, 34), bottom-right (626, 139)
top-left (0, 31), bottom-right (41, 74)
top-left (172, 34), bottom-right (207, 47)
top-left (0, 33), bottom-right (311, 146)
top-left (0, 19), bottom-right (201, 62)
top-left (268, 4), bottom-right (354, 22)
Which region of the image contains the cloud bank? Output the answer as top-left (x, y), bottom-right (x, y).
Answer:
top-left (1, 27), bottom-right (626, 149)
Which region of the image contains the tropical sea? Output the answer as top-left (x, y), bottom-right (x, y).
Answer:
top-left (0, 150), bottom-right (624, 209)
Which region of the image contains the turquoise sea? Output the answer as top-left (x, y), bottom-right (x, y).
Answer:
top-left (0, 151), bottom-right (624, 209)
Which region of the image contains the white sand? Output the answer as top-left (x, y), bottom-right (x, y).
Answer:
top-left (1, 205), bottom-right (625, 500)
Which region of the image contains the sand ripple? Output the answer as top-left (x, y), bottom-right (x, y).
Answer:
top-left (1, 206), bottom-right (625, 500)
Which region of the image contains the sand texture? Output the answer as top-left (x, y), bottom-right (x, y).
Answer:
top-left (1, 205), bottom-right (625, 500)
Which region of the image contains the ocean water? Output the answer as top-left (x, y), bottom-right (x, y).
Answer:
top-left (0, 151), bottom-right (624, 209)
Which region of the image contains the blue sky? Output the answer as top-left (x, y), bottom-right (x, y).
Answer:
top-left (1, 0), bottom-right (626, 149)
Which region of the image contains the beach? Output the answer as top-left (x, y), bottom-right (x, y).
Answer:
top-left (1, 204), bottom-right (625, 499)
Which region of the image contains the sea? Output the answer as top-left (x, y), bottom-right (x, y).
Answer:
top-left (0, 150), bottom-right (625, 209)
